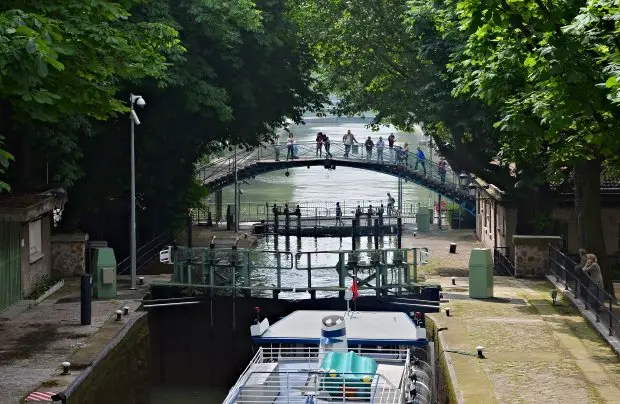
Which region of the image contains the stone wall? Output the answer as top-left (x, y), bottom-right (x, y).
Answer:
top-left (21, 214), bottom-right (52, 297)
top-left (66, 313), bottom-right (150, 404)
top-left (513, 235), bottom-right (562, 278)
top-left (425, 316), bottom-right (462, 404)
top-left (51, 233), bottom-right (89, 278)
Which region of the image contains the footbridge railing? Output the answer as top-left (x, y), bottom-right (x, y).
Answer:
top-left (154, 247), bottom-right (432, 300)
top-left (196, 140), bottom-right (477, 214)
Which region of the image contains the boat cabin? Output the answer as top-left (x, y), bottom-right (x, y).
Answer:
top-left (224, 310), bottom-right (432, 403)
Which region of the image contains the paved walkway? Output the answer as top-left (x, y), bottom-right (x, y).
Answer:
top-left (0, 276), bottom-right (164, 404)
top-left (428, 275), bottom-right (620, 404)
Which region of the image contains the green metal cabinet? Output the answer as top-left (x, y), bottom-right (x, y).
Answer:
top-left (92, 247), bottom-right (117, 298)
top-left (468, 248), bottom-right (493, 298)
top-left (416, 209), bottom-right (430, 233)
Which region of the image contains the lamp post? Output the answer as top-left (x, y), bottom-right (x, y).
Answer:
top-left (129, 94), bottom-right (146, 290)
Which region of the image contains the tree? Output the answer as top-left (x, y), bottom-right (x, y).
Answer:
top-left (447, 0), bottom-right (620, 290)
top-left (0, 1), bottom-right (184, 188)
top-left (289, 0), bottom-right (558, 232)
top-left (58, 0), bottom-right (326, 256)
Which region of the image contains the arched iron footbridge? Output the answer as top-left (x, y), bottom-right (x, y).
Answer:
top-left (198, 141), bottom-right (476, 215)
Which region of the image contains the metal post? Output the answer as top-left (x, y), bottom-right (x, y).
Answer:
top-left (234, 147), bottom-right (239, 233)
top-left (187, 210), bottom-right (192, 248)
top-left (397, 217), bottom-right (402, 249)
top-left (438, 194), bottom-right (442, 229)
top-left (352, 218), bottom-right (358, 251)
top-left (338, 252), bottom-right (345, 299)
top-left (398, 175), bottom-right (403, 215)
top-left (80, 273), bottom-right (92, 326)
top-left (374, 218), bottom-right (379, 250)
top-left (130, 104), bottom-right (137, 290)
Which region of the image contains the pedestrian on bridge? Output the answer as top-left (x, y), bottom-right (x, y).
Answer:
top-left (343, 130), bottom-right (358, 158)
top-left (367, 205), bottom-right (374, 227)
top-left (388, 133), bottom-right (396, 162)
top-left (324, 135), bottom-right (332, 158)
top-left (414, 146), bottom-right (426, 175)
top-left (376, 137), bottom-right (385, 163)
top-left (387, 193), bottom-right (395, 216)
top-left (270, 138), bottom-right (280, 161)
top-left (335, 202), bottom-right (343, 226)
top-left (438, 157), bottom-right (447, 183)
top-left (316, 132), bottom-right (325, 157)
top-left (364, 136), bottom-right (374, 161)
top-left (286, 134), bottom-right (294, 160)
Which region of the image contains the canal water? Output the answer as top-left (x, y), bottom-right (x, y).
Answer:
top-left (151, 114), bottom-right (432, 403)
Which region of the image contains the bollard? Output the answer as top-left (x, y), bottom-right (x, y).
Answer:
top-left (445, 307), bottom-right (451, 317)
top-left (123, 306), bottom-right (130, 315)
top-left (139, 276), bottom-right (145, 286)
top-left (449, 243), bottom-right (457, 254)
top-left (61, 361), bottom-right (71, 375)
top-left (80, 273), bottom-right (92, 326)
top-left (115, 310), bottom-right (123, 321)
top-left (451, 276), bottom-right (456, 285)
top-left (476, 345), bottom-right (485, 358)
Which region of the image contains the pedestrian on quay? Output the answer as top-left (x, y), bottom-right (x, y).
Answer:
top-left (343, 130), bottom-right (358, 158)
top-left (388, 133), bottom-right (396, 162)
top-left (365, 136), bottom-right (374, 161)
top-left (376, 136), bottom-right (385, 163)
top-left (367, 205), bottom-right (374, 227)
top-left (583, 253), bottom-right (605, 311)
top-left (386, 193), bottom-right (395, 216)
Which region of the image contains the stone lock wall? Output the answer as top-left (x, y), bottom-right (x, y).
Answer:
top-left (51, 233), bottom-right (89, 278)
top-left (513, 235), bottom-right (562, 278)
top-left (66, 313), bottom-right (150, 404)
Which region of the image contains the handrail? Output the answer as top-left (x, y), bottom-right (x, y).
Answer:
top-left (548, 244), bottom-right (619, 336)
top-left (196, 140), bottom-right (475, 204)
top-left (117, 233), bottom-right (171, 274)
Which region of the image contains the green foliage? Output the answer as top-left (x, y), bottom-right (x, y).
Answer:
top-left (0, 136), bottom-right (13, 192)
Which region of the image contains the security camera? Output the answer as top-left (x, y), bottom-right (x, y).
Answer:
top-left (135, 97), bottom-right (146, 108)
top-left (130, 110), bottom-right (141, 125)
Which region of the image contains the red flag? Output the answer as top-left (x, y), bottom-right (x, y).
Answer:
top-left (350, 279), bottom-right (359, 301)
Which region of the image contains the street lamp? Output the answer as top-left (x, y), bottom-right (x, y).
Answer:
top-left (129, 93), bottom-right (145, 290)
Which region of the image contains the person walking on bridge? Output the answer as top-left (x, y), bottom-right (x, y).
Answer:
top-left (438, 157), bottom-right (447, 183)
top-left (364, 136), bottom-right (374, 161)
top-left (316, 132), bottom-right (325, 157)
top-left (343, 130), bottom-right (358, 158)
top-left (388, 133), bottom-right (396, 162)
top-left (414, 146), bottom-right (426, 175)
top-left (335, 202), bottom-right (343, 226)
top-left (286, 134), bottom-right (294, 161)
top-left (376, 137), bottom-right (385, 163)
top-left (387, 193), bottom-right (395, 216)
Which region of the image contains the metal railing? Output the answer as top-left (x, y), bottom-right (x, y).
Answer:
top-left (193, 200), bottom-right (430, 225)
top-left (223, 346), bottom-right (430, 403)
top-left (196, 140), bottom-right (474, 202)
top-left (155, 247), bottom-right (431, 299)
top-left (116, 233), bottom-right (171, 274)
top-left (548, 245), bottom-right (620, 337)
top-left (493, 247), bottom-right (515, 276)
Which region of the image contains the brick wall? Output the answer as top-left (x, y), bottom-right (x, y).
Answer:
top-left (51, 233), bottom-right (89, 278)
top-left (67, 314), bottom-right (150, 404)
top-left (513, 235), bottom-right (562, 278)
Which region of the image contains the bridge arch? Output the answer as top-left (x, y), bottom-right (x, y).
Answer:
top-left (198, 141), bottom-right (476, 214)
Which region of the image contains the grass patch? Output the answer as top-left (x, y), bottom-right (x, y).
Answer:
top-left (26, 276), bottom-right (60, 300)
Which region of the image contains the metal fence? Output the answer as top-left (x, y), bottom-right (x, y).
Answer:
top-left (193, 200), bottom-right (431, 225)
top-left (493, 247), bottom-right (515, 276)
top-left (548, 244), bottom-right (619, 337)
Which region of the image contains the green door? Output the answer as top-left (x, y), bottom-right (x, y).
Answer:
top-left (0, 221), bottom-right (22, 312)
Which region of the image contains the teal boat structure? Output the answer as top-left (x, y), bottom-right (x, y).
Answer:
top-left (224, 308), bottom-right (433, 403)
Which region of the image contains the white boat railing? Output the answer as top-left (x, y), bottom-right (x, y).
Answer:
top-left (224, 347), bottom-right (414, 403)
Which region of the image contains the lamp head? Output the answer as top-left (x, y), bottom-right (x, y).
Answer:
top-left (135, 97), bottom-right (146, 108)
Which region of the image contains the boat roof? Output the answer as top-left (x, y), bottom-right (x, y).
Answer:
top-left (253, 310), bottom-right (427, 346)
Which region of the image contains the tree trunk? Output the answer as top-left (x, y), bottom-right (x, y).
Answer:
top-left (574, 158), bottom-right (612, 293)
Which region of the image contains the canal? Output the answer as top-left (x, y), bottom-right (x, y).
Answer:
top-left (151, 114), bottom-right (433, 403)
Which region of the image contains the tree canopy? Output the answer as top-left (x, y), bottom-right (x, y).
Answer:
top-left (290, 0), bottom-right (620, 289)
top-left (0, 0), bottom-right (325, 256)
